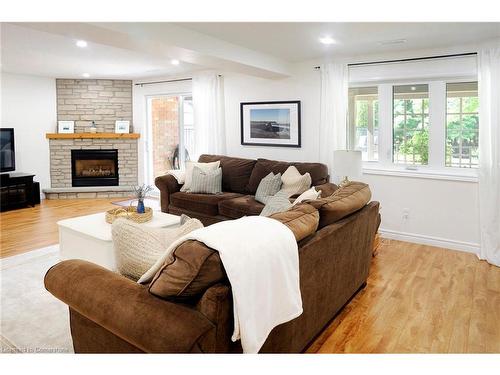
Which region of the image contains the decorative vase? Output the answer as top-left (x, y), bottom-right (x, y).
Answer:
top-left (136, 198), bottom-right (145, 214)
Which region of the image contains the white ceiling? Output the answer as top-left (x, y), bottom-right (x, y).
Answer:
top-left (0, 23), bottom-right (203, 79)
top-left (1, 22), bottom-right (499, 79)
top-left (179, 22), bottom-right (500, 62)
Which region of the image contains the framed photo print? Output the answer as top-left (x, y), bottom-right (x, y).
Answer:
top-left (115, 120), bottom-right (130, 134)
top-left (58, 120), bottom-right (74, 134)
top-left (240, 101), bottom-right (301, 147)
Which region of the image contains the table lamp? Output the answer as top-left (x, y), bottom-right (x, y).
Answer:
top-left (333, 150), bottom-right (362, 187)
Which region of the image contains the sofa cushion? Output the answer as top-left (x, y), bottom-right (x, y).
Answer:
top-left (149, 240), bottom-right (226, 301)
top-left (218, 195), bottom-right (264, 219)
top-left (269, 203), bottom-right (319, 241)
top-left (170, 191), bottom-right (243, 216)
top-left (180, 160), bottom-right (220, 192)
top-left (280, 166), bottom-right (312, 196)
top-left (260, 194), bottom-right (293, 217)
top-left (188, 167), bottom-right (222, 194)
top-left (246, 158), bottom-right (328, 194)
top-left (198, 154), bottom-right (257, 194)
top-left (112, 217), bottom-right (203, 281)
top-left (308, 181), bottom-right (372, 228)
top-left (292, 186), bottom-right (322, 205)
top-left (255, 172), bottom-right (282, 204)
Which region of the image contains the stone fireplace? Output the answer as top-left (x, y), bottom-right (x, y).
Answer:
top-left (44, 134), bottom-right (139, 199)
top-left (71, 149), bottom-right (119, 187)
top-left (43, 78), bottom-right (139, 199)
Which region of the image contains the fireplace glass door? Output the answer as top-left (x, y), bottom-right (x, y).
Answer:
top-left (71, 149), bottom-right (119, 187)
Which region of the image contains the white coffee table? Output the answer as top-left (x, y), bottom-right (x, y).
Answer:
top-left (58, 211), bottom-right (180, 270)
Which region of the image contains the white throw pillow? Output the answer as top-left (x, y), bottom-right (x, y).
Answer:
top-left (292, 187), bottom-right (322, 206)
top-left (166, 169), bottom-right (186, 184)
top-left (180, 161), bottom-right (220, 192)
top-left (112, 217), bottom-right (203, 281)
top-left (280, 166), bottom-right (312, 196)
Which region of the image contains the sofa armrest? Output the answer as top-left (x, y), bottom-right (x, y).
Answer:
top-left (314, 182), bottom-right (339, 198)
top-left (45, 260), bottom-right (216, 353)
top-left (155, 174), bottom-right (181, 212)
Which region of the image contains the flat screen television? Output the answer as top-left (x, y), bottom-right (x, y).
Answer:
top-left (1, 128), bottom-right (16, 173)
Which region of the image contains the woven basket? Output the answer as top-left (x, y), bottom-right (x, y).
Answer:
top-left (105, 206), bottom-right (153, 224)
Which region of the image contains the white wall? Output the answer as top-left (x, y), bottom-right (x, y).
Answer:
top-left (1, 72), bottom-right (56, 195)
top-left (223, 66), bottom-right (321, 162)
top-left (220, 67), bottom-right (480, 253)
top-left (361, 174), bottom-right (480, 252)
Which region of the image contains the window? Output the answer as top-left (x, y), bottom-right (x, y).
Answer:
top-left (446, 82), bottom-right (479, 168)
top-left (349, 87), bottom-right (378, 161)
top-left (147, 94), bottom-right (192, 183)
top-left (348, 79), bottom-right (479, 177)
top-left (393, 84), bottom-right (429, 165)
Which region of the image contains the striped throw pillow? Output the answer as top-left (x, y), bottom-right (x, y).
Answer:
top-left (260, 195), bottom-right (293, 217)
top-left (188, 166), bottom-right (222, 194)
top-left (255, 172), bottom-right (282, 204)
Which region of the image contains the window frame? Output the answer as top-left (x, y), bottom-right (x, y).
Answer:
top-left (349, 77), bottom-right (479, 182)
top-left (348, 87), bottom-right (379, 162)
top-left (445, 82), bottom-right (479, 169)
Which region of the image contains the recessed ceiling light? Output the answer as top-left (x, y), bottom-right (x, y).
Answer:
top-left (319, 36), bottom-right (336, 45)
top-left (76, 40), bottom-right (88, 48)
top-left (82, 73), bottom-right (90, 78)
top-left (171, 59), bottom-right (180, 65)
top-left (411, 86), bottom-right (416, 91)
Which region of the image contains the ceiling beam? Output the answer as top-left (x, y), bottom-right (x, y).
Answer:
top-left (18, 22), bottom-right (292, 79)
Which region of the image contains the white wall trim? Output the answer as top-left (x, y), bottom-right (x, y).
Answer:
top-left (362, 167), bottom-right (478, 183)
top-left (379, 228), bottom-right (480, 254)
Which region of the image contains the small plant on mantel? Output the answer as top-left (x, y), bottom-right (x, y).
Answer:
top-left (133, 184), bottom-right (153, 214)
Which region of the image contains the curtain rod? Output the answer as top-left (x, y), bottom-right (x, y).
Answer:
top-left (134, 77), bottom-right (192, 87)
top-left (135, 74), bottom-right (223, 87)
top-left (313, 52), bottom-right (477, 70)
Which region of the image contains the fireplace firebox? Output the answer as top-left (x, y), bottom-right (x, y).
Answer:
top-left (71, 149), bottom-right (119, 187)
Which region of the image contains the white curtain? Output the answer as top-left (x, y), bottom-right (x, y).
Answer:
top-left (192, 72), bottom-right (226, 159)
top-left (318, 63), bottom-right (348, 176)
top-left (478, 45), bottom-right (500, 267)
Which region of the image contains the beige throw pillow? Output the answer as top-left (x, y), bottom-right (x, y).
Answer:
top-left (280, 166), bottom-right (312, 196)
top-left (180, 160), bottom-right (220, 192)
top-left (112, 217), bottom-right (203, 281)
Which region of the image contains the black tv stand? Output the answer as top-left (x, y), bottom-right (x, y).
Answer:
top-left (0, 172), bottom-right (37, 211)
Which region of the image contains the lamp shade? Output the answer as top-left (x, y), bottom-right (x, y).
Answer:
top-left (333, 150), bottom-right (362, 178)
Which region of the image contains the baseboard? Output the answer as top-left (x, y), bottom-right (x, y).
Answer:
top-left (378, 228), bottom-right (480, 254)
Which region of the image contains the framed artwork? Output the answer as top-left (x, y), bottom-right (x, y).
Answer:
top-left (58, 121), bottom-right (74, 134)
top-left (240, 101), bottom-right (301, 147)
top-left (115, 120), bottom-right (130, 134)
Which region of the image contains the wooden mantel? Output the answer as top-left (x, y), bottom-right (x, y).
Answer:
top-left (46, 133), bottom-right (140, 139)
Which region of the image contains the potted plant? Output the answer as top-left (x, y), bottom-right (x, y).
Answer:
top-left (133, 184), bottom-right (153, 214)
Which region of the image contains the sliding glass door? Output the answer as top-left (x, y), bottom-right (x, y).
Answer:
top-left (146, 94), bottom-right (194, 186)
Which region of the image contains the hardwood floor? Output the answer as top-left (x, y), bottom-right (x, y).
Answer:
top-left (308, 239), bottom-right (500, 353)
top-left (1, 199), bottom-right (499, 353)
top-left (0, 198), bottom-right (116, 258)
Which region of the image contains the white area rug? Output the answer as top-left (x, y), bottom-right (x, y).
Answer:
top-left (0, 245), bottom-right (73, 353)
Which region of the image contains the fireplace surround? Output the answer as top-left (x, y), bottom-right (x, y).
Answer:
top-left (45, 133), bottom-right (138, 199)
top-left (71, 149), bottom-right (118, 187)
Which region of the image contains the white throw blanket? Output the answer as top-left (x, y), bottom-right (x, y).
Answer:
top-left (138, 216), bottom-right (303, 353)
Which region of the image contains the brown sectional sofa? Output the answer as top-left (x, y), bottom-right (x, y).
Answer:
top-left (44, 155), bottom-right (381, 353)
top-left (155, 154), bottom-right (338, 225)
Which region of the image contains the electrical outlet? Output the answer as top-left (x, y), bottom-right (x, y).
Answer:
top-left (402, 208), bottom-right (410, 220)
